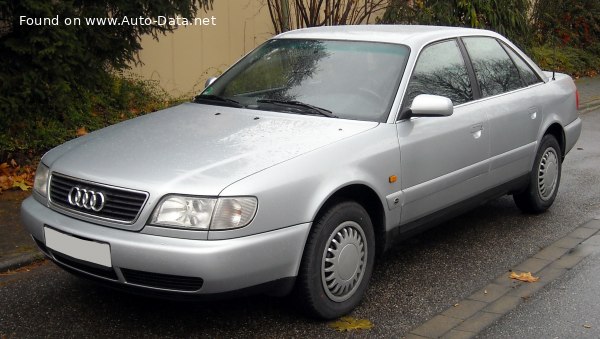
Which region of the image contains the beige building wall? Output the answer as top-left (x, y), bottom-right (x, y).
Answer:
top-left (130, 0), bottom-right (275, 97)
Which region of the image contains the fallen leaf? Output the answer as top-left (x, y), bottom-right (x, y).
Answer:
top-left (12, 179), bottom-right (31, 191)
top-left (76, 127), bottom-right (88, 137)
top-left (510, 271), bottom-right (540, 283)
top-left (0, 161), bottom-right (37, 192)
top-left (0, 163), bottom-right (9, 176)
top-left (329, 316), bottom-right (373, 332)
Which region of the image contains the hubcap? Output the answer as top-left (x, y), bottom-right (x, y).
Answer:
top-left (321, 221), bottom-right (367, 302)
top-left (538, 147), bottom-right (559, 201)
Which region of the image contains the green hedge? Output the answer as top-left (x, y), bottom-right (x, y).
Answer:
top-left (0, 75), bottom-right (177, 163)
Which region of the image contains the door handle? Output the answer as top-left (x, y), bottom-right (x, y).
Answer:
top-left (470, 123), bottom-right (483, 139)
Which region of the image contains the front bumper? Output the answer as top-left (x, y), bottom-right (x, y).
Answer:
top-left (21, 196), bottom-right (310, 295)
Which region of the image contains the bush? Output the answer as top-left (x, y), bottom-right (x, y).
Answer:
top-left (529, 0), bottom-right (600, 76)
top-left (381, 0), bottom-right (532, 49)
top-left (0, 74), bottom-right (179, 163)
top-left (381, 0), bottom-right (600, 76)
top-left (530, 44), bottom-right (600, 77)
top-left (532, 0), bottom-right (600, 48)
top-left (0, 0), bottom-right (212, 163)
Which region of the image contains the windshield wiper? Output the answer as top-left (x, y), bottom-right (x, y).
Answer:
top-left (194, 94), bottom-right (243, 108)
top-left (256, 99), bottom-right (337, 118)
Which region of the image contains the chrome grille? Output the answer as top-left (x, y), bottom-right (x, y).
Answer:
top-left (49, 173), bottom-right (148, 223)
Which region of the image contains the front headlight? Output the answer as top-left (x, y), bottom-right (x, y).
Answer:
top-left (33, 163), bottom-right (50, 197)
top-left (150, 196), bottom-right (257, 230)
top-left (151, 196), bottom-right (216, 230)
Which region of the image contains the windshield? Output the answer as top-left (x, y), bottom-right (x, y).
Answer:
top-left (200, 39), bottom-right (410, 122)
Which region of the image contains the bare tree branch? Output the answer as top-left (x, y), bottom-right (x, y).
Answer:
top-left (266, 0), bottom-right (390, 33)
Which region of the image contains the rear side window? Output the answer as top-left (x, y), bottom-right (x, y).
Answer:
top-left (403, 39), bottom-right (473, 108)
top-left (501, 43), bottom-right (542, 87)
top-left (463, 37), bottom-right (522, 97)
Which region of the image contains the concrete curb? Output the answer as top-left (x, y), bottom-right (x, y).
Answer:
top-left (579, 99), bottom-right (600, 114)
top-left (0, 251), bottom-right (44, 273)
top-left (406, 219), bottom-right (600, 339)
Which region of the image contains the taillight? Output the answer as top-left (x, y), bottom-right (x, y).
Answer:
top-left (576, 88), bottom-right (580, 110)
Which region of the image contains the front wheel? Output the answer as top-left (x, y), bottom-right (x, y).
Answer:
top-left (514, 134), bottom-right (562, 213)
top-left (295, 201), bottom-right (375, 319)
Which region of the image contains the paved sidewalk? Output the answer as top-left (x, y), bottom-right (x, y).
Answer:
top-left (406, 218), bottom-right (600, 339)
top-left (479, 218), bottom-right (600, 338)
top-left (576, 77), bottom-right (600, 113)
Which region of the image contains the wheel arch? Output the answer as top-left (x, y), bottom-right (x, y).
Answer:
top-left (543, 122), bottom-right (566, 158)
top-left (311, 184), bottom-right (387, 258)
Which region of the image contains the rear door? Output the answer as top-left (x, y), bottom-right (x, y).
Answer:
top-left (461, 37), bottom-right (544, 187)
top-left (396, 39), bottom-right (490, 224)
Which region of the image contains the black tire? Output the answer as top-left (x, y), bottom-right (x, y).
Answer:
top-left (514, 134), bottom-right (562, 214)
top-left (295, 201), bottom-right (375, 319)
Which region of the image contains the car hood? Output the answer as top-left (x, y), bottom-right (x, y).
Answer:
top-left (46, 103), bottom-right (378, 195)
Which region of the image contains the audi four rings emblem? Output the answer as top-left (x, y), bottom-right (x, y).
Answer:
top-left (68, 187), bottom-right (106, 212)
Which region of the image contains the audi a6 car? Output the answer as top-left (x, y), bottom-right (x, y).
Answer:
top-left (22, 25), bottom-right (581, 319)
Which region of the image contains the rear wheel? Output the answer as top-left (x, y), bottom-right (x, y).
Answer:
top-left (514, 134), bottom-right (562, 213)
top-left (296, 201), bottom-right (375, 319)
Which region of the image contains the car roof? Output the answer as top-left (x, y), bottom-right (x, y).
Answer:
top-left (275, 25), bottom-right (502, 48)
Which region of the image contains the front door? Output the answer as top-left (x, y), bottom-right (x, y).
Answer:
top-left (396, 39), bottom-right (490, 224)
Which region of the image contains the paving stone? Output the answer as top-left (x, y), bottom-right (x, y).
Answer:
top-left (509, 267), bottom-right (566, 298)
top-left (441, 329), bottom-right (476, 339)
top-left (538, 266), bottom-right (569, 281)
top-left (468, 283), bottom-right (510, 303)
top-left (410, 315), bottom-right (463, 339)
top-left (512, 257), bottom-right (551, 274)
top-left (582, 219), bottom-right (600, 229)
top-left (403, 333), bottom-right (429, 339)
top-left (493, 273), bottom-right (521, 288)
top-left (550, 236), bottom-right (582, 249)
top-left (582, 235), bottom-right (600, 246)
top-left (533, 246), bottom-right (570, 261)
top-left (568, 243), bottom-right (600, 257)
top-left (442, 299), bottom-right (488, 320)
top-left (551, 253), bottom-right (586, 269)
top-left (483, 295), bottom-right (522, 314)
top-left (568, 227), bottom-right (598, 239)
top-left (455, 312), bottom-right (503, 333)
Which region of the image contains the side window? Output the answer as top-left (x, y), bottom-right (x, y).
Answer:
top-left (501, 43), bottom-right (542, 87)
top-left (462, 37), bottom-right (522, 97)
top-left (403, 40), bottom-right (472, 109)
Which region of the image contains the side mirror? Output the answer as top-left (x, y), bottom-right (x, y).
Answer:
top-left (408, 94), bottom-right (453, 118)
top-left (204, 77), bottom-right (218, 89)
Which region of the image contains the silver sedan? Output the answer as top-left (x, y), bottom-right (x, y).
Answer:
top-left (22, 25), bottom-right (581, 319)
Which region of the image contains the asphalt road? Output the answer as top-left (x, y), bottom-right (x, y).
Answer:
top-left (1, 109), bottom-right (599, 338)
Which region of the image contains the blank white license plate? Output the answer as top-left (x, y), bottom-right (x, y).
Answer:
top-left (44, 227), bottom-right (112, 267)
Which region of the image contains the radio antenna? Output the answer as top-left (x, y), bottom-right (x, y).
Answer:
top-left (552, 35), bottom-right (556, 81)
